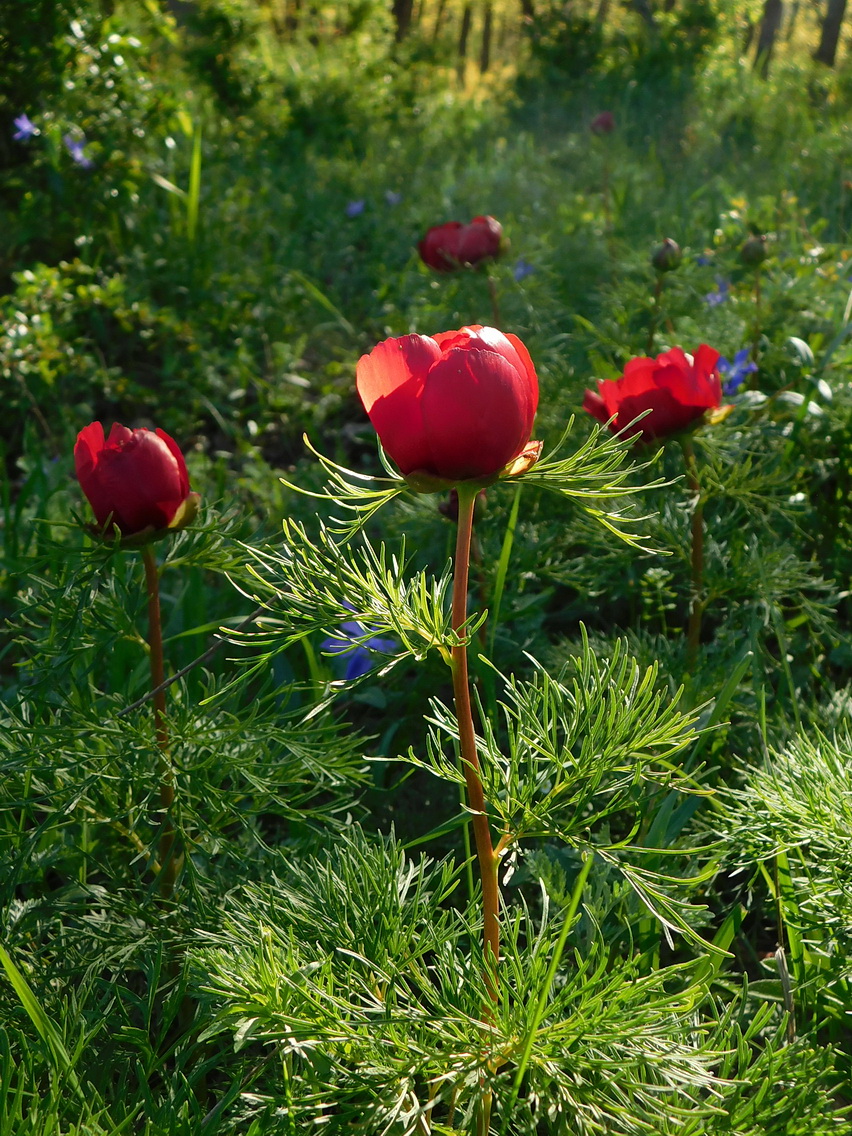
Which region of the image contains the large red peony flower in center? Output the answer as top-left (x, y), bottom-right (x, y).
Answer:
top-left (356, 325), bottom-right (538, 484)
top-left (583, 345), bottom-right (722, 444)
top-left (418, 216), bottom-right (503, 273)
top-left (75, 422), bottom-right (198, 537)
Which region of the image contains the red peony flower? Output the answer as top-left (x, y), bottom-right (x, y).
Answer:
top-left (590, 111), bottom-right (616, 135)
top-left (356, 325), bottom-right (539, 484)
top-left (583, 345), bottom-right (723, 444)
top-left (418, 216), bottom-right (503, 273)
top-left (74, 422), bottom-right (199, 538)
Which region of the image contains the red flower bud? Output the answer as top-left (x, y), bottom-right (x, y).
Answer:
top-left (583, 345), bottom-right (723, 444)
top-left (418, 215), bottom-right (503, 272)
top-left (590, 111), bottom-right (616, 135)
top-left (356, 325), bottom-right (538, 485)
top-left (74, 422), bottom-right (199, 538)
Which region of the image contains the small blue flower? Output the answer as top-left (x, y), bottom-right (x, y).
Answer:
top-left (718, 348), bottom-right (757, 395)
top-left (385, 190), bottom-right (402, 206)
top-left (345, 199), bottom-right (365, 217)
top-left (63, 133), bottom-right (94, 169)
top-left (322, 607), bottom-right (397, 681)
top-left (705, 276), bottom-right (729, 306)
top-left (513, 258), bottom-right (535, 282)
top-left (13, 114), bottom-right (37, 141)
top-left (695, 253), bottom-right (713, 267)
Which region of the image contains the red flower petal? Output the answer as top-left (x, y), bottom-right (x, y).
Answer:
top-left (358, 327), bottom-right (538, 483)
top-left (420, 345), bottom-right (534, 480)
top-left (419, 217), bottom-right (502, 272)
top-left (74, 422), bottom-right (194, 536)
top-left (584, 344), bottom-right (724, 443)
top-left (356, 335), bottom-right (442, 474)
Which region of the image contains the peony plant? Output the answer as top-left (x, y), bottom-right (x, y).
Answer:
top-left (75, 421), bottom-right (200, 897)
top-left (584, 345), bottom-right (726, 670)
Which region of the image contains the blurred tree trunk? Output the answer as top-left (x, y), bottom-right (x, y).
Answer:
top-left (392, 0), bottom-right (415, 40)
top-left (784, 0), bottom-right (799, 40)
top-left (480, 2), bottom-right (493, 71)
top-left (629, 0), bottom-right (657, 30)
top-left (753, 0), bottom-right (783, 76)
top-left (432, 0), bottom-right (448, 39)
top-left (284, 0), bottom-right (301, 34)
top-left (457, 3), bottom-right (472, 77)
top-left (742, 16), bottom-right (755, 53)
top-left (814, 0), bottom-right (847, 65)
top-left (520, 0), bottom-right (535, 22)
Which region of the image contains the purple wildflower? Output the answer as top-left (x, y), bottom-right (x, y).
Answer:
top-left (322, 606), bottom-right (397, 681)
top-left (705, 276), bottom-right (730, 307)
top-left (513, 258), bottom-right (535, 282)
top-left (63, 134), bottom-right (94, 169)
top-left (345, 199), bottom-right (366, 218)
top-left (13, 114), bottom-right (37, 141)
top-left (718, 348), bottom-right (757, 395)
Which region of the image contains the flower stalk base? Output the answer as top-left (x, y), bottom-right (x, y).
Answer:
top-left (451, 486), bottom-right (500, 996)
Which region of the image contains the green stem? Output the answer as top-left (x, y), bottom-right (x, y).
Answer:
top-left (451, 485), bottom-right (500, 997)
top-left (506, 851), bottom-right (593, 1120)
top-left (142, 544), bottom-right (179, 899)
top-left (488, 486), bottom-right (522, 661)
top-left (680, 439), bottom-right (704, 674)
top-left (752, 266), bottom-right (762, 359)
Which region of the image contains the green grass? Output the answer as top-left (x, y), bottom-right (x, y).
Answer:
top-left (3, 1), bottom-right (852, 1132)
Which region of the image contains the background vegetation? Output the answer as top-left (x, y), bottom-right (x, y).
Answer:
top-left (4, 0), bottom-right (852, 1131)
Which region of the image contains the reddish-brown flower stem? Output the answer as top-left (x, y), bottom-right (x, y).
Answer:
top-left (142, 544), bottom-right (179, 899)
top-left (451, 485), bottom-right (500, 999)
top-left (680, 439), bottom-right (704, 673)
top-left (752, 266), bottom-right (762, 360)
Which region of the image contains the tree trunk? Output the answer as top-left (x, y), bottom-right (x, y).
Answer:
top-left (480, 2), bottom-right (493, 72)
top-left (432, 0), bottom-right (448, 39)
top-left (457, 3), bottom-right (472, 78)
top-left (392, 0), bottom-right (416, 40)
top-left (629, 0), bottom-right (658, 32)
top-left (742, 16), bottom-right (755, 54)
top-left (753, 0), bottom-right (783, 77)
top-left (631, 0), bottom-right (663, 29)
top-left (814, 0), bottom-right (847, 65)
top-left (520, 0), bottom-right (535, 23)
top-left (784, 0), bottom-right (799, 40)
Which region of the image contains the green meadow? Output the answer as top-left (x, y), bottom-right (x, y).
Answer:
top-left (3, 1), bottom-right (852, 1131)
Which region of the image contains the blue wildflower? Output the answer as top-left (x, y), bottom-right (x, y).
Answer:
top-left (718, 348), bottom-right (757, 395)
top-left (345, 199), bottom-right (365, 217)
top-left (13, 114), bottom-right (37, 141)
top-left (385, 190), bottom-right (402, 206)
top-left (322, 607), bottom-right (397, 681)
top-left (695, 253), bottom-right (713, 267)
top-left (705, 276), bottom-right (729, 306)
top-left (63, 133), bottom-right (94, 169)
top-left (513, 258), bottom-right (535, 282)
